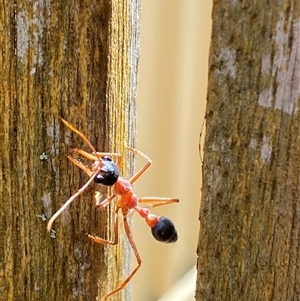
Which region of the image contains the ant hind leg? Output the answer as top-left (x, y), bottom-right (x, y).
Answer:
top-left (99, 214), bottom-right (142, 301)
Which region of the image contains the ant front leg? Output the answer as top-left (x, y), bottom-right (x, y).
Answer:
top-left (125, 146), bottom-right (152, 184)
top-left (47, 170), bottom-right (101, 231)
top-left (67, 155), bottom-right (94, 177)
top-left (60, 117), bottom-right (98, 155)
top-left (71, 148), bottom-right (122, 167)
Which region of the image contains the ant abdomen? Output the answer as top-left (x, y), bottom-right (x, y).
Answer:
top-left (151, 216), bottom-right (178, 243)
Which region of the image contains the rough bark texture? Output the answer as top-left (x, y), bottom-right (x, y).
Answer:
top-left (197, 1), bottom-right (300, 301)
top-left (0, 0), bottom-right (139, 300)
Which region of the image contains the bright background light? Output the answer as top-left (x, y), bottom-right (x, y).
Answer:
top-left (131, 1), bottom-right (212, 300)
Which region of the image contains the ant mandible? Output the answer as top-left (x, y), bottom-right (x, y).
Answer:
top-left (47, 118), bottom-right (179, 301)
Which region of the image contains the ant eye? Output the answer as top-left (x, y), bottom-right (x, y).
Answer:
top-left (151, 216), bottom-right (178, 243)
top-left (94, 174), bottom-right (105, 184)
top-left (101, 156), bottom-right (112, 162)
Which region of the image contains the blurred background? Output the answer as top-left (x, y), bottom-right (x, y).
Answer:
top-left (131, 1), bottom-right (212, 300)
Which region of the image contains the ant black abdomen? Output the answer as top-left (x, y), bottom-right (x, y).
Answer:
top-left (151, 216), bottom-right (178, 243)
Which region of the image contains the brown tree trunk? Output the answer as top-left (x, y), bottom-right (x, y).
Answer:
top-left (0, 0), bottom-right (139, 300)
top-left (197, 1), bottom-right (300, 300)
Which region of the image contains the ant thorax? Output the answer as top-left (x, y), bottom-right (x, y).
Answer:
top-left (113, 177), bottom-right (138, 209)
top-left (113, 177), bottom-right (133, 196)
top-left (121, 193), bottom-right (139, 209)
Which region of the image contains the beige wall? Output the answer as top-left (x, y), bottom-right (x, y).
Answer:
top-left (131, 1), bottom-right (212, 300)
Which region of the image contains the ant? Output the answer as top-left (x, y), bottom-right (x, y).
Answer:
top-left (47, 118), bottom-right (179, 301)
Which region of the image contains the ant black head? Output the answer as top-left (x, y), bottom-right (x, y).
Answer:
top-left (151, 216), bottom-right (178, 243)
top-left (94, 156), bottom-right (119, 186)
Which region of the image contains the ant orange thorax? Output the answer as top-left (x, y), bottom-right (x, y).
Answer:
top-left (114, 177), bottom-right (138, 209)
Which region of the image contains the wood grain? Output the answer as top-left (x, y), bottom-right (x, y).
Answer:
top-left (0, 0), bottom-right (140, 300)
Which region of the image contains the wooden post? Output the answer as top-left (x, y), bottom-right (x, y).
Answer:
top-left (197, 1), bottom-right (300, 300)
top-left (0, 0), bottom-right (140, 300)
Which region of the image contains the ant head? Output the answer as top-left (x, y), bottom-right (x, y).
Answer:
top-left (151, 216), bottom-right (178, 243)
top-left (94, 156), bottom-right (119, 186)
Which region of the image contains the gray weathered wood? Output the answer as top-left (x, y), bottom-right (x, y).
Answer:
top-left (197, 1), bottom-right (300, 300)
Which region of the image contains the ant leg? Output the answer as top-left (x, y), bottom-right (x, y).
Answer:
top-left (88, 206), bottom-right (120, 245)
top-left (47, 168), bottom-right (101, 231)
top-left (60, 117), bottom-right (98, 155)
top-left (68, 149), bottom-right (121, 179)
top-left (111, 152), bottom-right (122, 169)
top-left (95, 194), bottom-right (117, 209)
top-left (125, 146), bottom-right (152, 184)
top-left (97, 151), bottom-right (122, 167)
top-left (71, 148), bottom-right (99, 161)
top-left (139, 197), bottom-right (179, 208)
top-left (101, 214), bottom-right (141, 301)
top-left (61, 117), bottom-right (122, 169)
top-left (72, 148), bottom-right (121, 163)
top-left (71, 148), bottom-right (122, 170)
top-left (67, 155), bottom-right (93, 177)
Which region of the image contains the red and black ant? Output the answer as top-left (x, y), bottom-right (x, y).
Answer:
top-left (47, 118), bottom-right (179, 300)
